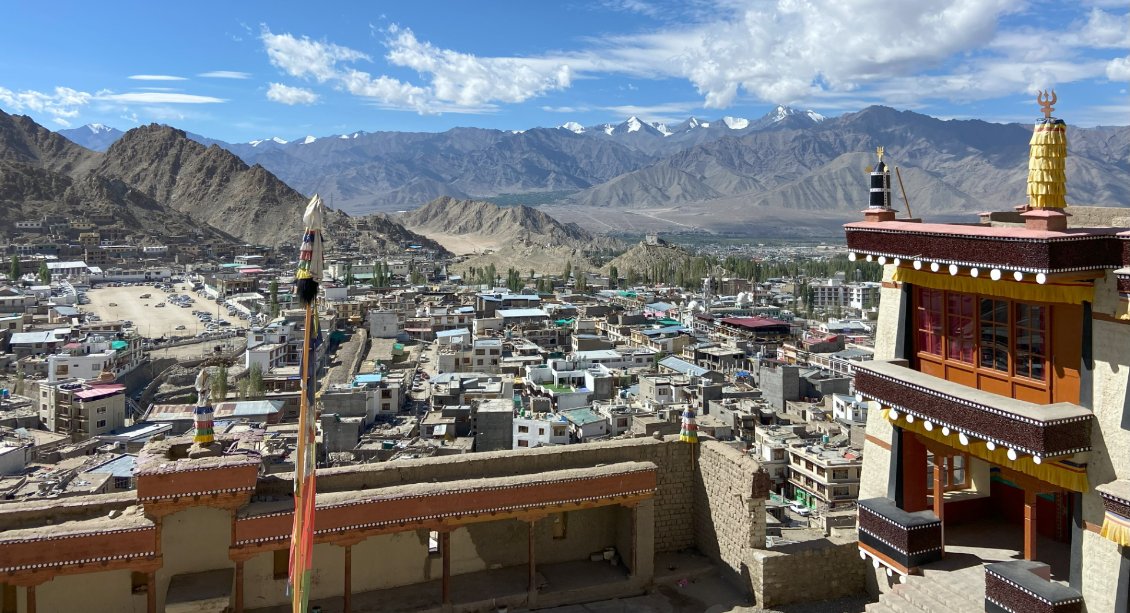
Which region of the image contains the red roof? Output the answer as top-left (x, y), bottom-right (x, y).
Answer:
top-left (74, 384), bottom-right (125, 400)
top-left (719, 316), bottom-right (789, 330)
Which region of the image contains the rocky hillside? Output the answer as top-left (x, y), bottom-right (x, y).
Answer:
top-left (0, 110), bottom-right (440, 250)
top-left (603, 241), bottom-right (695, 278)
top-left (398, 196), bottom-right (623, 253)
top-left (0, 111), bottom-right (234, 242)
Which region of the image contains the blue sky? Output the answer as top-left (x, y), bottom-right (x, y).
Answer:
top-left (1, 0), bottom-right (1126, 142)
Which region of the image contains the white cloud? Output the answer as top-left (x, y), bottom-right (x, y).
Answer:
top-left (52, 117), bottom-right (71, 127)
top-left (260, 24), bottom-right (571, 113)
top-left (262, 29), bottom-right (370, 82)
top-left (97, 92), bottom-right (225, 104)
top-left (1107, 56), bottom-right (1130, 81)
top-left (0, 86), bottom-right (92, 123)
top-left (199, 71), bottom-right (251, 79)
top-left (266, 82), bottom-right (319, 105)
top-left (127, 74), bottom-right (187, 81)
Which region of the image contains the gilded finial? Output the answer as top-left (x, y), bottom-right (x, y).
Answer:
top-left (1037, 89), bottom-right (1057, 120)
top-left (876, 146), bottom-right (884, 162)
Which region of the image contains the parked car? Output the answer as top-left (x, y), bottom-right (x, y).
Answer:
top-left (788, 503), bottom-right (812, 517)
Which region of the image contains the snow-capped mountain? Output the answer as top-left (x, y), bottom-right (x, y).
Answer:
top-left (301, 135), bottom-right (317, 144)
top-left (249, 136), bottom-right (289, 147)
top-left (57, 123), bottom-right (126, 151)
top-left (559, 122), bottom-right (585, 134)
top-left (749, 105), bottom-right (826, 130)
top-left (721, 116), bottom-right (750, 130)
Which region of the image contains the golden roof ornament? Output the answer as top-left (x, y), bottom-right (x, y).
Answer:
top-left (1027, 89), bottom-right (1067, 210)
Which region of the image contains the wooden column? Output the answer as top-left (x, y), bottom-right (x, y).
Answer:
top-left (1025, 489), bottom-right (1038, 561)
top-left (527, 521), bottom-right (537, 606)
top-left (441, 531), bottom-right (451, 605)
top-left (146, 573), bottom-right (156, 613)
top-left (25, 585), bottom-right (35, 613)
top-left (234, 562), bottom-right (244, 613)
top-left (344, 545), bottom-right (352, 613)
top-left (933, 460), bottom-right (945, 555)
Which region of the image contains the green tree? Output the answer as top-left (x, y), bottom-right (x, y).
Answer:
top-left (506, 268), bottom-right (523, 292)
top-left (575, 269), bottom-right (588, 291)
top-left (563, 261), bottom-right (572, 281)
top-left (247, 363), bottom-right (264, 398)
top-left (410, 269), bottom-right (426, 285)
top-left (343, 262), bottom-right (355, 287)
top-left (268, 279), bottom-right (279, 318)
top-left (608, 265), bottom-right (618, 289)
top-left (211, 366), bottom-right (229, 401)
top-left (37, 262), bottom-right (50, 285)
top-left (8, 255), bottom-right (18, 282)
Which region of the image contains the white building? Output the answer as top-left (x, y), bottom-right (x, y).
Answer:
top-left (512, 413), bottom-right (570, 449)
top-left (369, 310), bottom-right (400, 339)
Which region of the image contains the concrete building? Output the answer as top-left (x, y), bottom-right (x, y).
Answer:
top-left (36, 380), bottom-right (126, 441)
top-left (787, 443), bottom-right (863, 512)
top-left (473, 399), bottom-right (514, 452)
top-left (513, 413), bottom-right (570, 449)
top-left (368, 310), bottom-right (400, 339)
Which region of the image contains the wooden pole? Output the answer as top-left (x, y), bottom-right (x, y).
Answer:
top-left (441, 531), bottom-right (451, 605)
top-left (292, 302), bottom-right (314, 613)
top-left (147, 573), bottom-right (156, 613)
top-left (895, 167), bottom-right (914, 219)
top-left (234, 562), bottom-right (244, 613)
top-left (1025, 489), bottom-right (1038, 561)
top-left (527, 521), bottom-right (536, 602)
top-left (26, 585), bottom-right (35, 613)
top-left (343, 545), bottom-right (352, 613)
top-left (932, 460), bottom-right (945, 555)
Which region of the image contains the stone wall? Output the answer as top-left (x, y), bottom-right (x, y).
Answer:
top-left (747, 534), bottom-right (867, 607)
top-left (269, 436), bottom-right (697, 552)
top-left (693, 441), bottom-right (769, 588)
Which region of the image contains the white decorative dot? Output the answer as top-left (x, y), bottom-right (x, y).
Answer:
top-left (866, 254), bottom-right (874, 262)
top-left (930, 262), bottom-right (940, 272)
top-left (1013, 271), bottom-right (1024, 282)
top-left (848, 252), bottom-right (857, 262)
top-left (893, 258), bottom-right (901, 267)
top-left (958, 432), bottom-right (970, 446)
top-left (1033, 456), bottom-right (1042, 465)
top-left (889, 409), bottom-right (899, 421)
top-left (1036, 273), bottom-right (1047, 285)
top-left (941, 426), bottom-right (950, 437)
top-left (990, 269), bottom-right (1002, 281)
top-left (878, 256), bottom-right (887, 265)
top-left (913, 260), bottom-right (922, 270)
top-left (924, 421), bottom-right (933, 431)
top-left (949, 264), bottom-right (959, 276)
top-left (1007, 448), bottom-right (1018, 461)
top-left (986, 441), bottom-right (996, 451)
top-left (970, 267), bottom-right (979, 278)
top-left (905, 413), bottom-right (915, 424)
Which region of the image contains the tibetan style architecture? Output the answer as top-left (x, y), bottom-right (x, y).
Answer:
top-left (0, 431), bottom-right (771, 612)
top-left (850, 94), bottom-right (1130, 612)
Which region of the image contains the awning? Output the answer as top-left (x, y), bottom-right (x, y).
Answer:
top-left (892, 267), bottom-right (1094, 305)
top-left (1101, 512), bottom-right (1130, 547)
top-left (884, 408), bottom-right (1088, 492)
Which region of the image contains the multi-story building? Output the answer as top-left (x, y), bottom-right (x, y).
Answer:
top-left (786, 443), bottom-right (863, 512)
top-left (512, 412), bottom-right (570, 449)
top-left (851, 104), bottom-right (1130, 611)
top-left (36, 379), bottom-right (126, 441)
top-left (46, 334), bottom-right (144, 382)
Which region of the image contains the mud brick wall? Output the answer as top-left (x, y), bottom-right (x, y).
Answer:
top-left (693, 442), bottom-right (770, 585)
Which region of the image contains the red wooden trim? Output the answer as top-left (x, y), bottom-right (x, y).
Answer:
top-left (866, 435), bottom-right (892, 451)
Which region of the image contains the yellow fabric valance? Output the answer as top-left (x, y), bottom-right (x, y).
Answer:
top-left (892, 267), bottom-right (1094, 306)
top-left (882, 408), bottom-right (1089, 492)
top-left (1101, 512), bottom-right (1130, 547)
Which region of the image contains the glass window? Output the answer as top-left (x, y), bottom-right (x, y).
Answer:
top-left (979, 298), bottom-right (1009, 373)
top-left (946, 293), bottom-right (975, 363)
top-left (917, 289), bottom-right (943, 356)
top-left (1015, 303), bottom-right (1046, 381)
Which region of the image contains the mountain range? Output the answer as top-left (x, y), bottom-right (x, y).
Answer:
top-left (0, 109), bottom-right (446, 251)
top-left (48, 105), bottom-right (1130, 237)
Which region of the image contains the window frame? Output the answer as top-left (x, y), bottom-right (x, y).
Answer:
top-left (913, 287), bottom-right (1051, 389)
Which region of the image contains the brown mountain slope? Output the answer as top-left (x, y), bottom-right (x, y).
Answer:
top-left (399, 196), bottom-right (623, 253)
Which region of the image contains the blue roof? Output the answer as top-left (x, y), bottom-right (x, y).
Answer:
top-left (353, 373), bottom-right (383, 385)
top-left (562, 408), bottom-right (607, 426)
top-left (86, 454), bottom-right (137, 478)
top-left (659, 356), bottom-right (710, 377)
top-left (498, 308), bottom-right (549, 318)
top-left (646, 301), bottom-right (675, 311)
top-left (436, 328), bottom-right (471, 338)
top-left (639, 325), bottom-right (685, 337)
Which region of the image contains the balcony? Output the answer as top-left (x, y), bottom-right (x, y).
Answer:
top-left (858, 497), bottom-right (942, 575)
top-left (985, 561), bottom-right (1083, 613)
top-left (854, 360), bottom-right (1092, 462)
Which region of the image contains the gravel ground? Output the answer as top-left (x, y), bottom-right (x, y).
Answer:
top-left (83, 285), bottom-right (208, 338)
